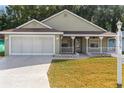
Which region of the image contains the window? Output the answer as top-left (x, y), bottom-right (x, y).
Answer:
top-left (90, 42), bottom-right (99, 48)
top-left (62, 37), bottom-right (71, 47)
top-left (89, 38), bottom-right (99, 48)
top-left (62, 43), bottom-right (68, 47)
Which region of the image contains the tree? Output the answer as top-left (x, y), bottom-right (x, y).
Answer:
top-left (1, 5), bottom-right (124, 32)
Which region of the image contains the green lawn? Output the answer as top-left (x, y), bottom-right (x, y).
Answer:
top-left (48, 57), bottom-right (124, 88)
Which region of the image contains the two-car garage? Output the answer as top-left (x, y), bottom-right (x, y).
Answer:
top-left (0, 19), bottom-right (63, 56)
top-left (9, 35), bottom-right (55, 55)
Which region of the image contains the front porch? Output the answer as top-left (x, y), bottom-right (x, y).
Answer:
top-left (59, 35), bottom-right (116, 55)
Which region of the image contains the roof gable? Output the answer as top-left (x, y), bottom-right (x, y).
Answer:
top-left (17, 19), bottom-right (52, 29)
top-left (42, 9), bottom-right (107, 32)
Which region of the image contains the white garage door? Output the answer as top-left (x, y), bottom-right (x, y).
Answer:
top-left (9, 35), bottom-right (55, 55)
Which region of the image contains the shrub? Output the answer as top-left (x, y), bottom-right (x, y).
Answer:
top-left (0, 52), bottom-right (4, 56)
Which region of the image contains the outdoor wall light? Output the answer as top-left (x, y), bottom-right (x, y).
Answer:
top-left (56, 37), bottom-right (59, 40)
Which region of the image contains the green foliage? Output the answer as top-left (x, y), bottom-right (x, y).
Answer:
top-left (1, 5), bottom-right (124, 32)
top-left (0, 52), bottom-right (4, 56)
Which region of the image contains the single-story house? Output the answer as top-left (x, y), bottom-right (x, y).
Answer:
top-left (0, 9), bottom-right (117, 56)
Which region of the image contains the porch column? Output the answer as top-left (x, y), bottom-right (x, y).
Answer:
top-left (99, 36), bottom-right (103, 53)
top-left (71, 36), bottom-right (75, 53)
top-left (85, 36), bottom-right (89, 54)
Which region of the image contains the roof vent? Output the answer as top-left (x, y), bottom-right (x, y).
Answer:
top-left (64, 13), bottom-right (67, 17)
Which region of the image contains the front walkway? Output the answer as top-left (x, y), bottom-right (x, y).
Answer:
top-left (0, 56), bottom-right (52, 88)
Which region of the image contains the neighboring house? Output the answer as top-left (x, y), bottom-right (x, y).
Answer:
top-left (0, 9), bottom-right (116, 56)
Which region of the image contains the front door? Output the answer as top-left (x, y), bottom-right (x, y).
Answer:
top-left (75, 37), bottom-right (82, 53)
top-left (108, 38), bottom-right (116, 52)
top-left (108, 38), bottom-right (116, 47)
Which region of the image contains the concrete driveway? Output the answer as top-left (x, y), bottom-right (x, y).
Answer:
top-left (0, 56), bottom-right (52, 88)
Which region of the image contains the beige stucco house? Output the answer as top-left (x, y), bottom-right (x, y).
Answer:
top-left (0, 9), bottom-right (116, 56)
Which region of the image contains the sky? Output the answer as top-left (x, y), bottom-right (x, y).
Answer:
top-left (0, 5), bottom-right (6, 14)
top-left (0, 5), bottom-right (4, 10)
top-left (0, 5), bottom-right (7, 14)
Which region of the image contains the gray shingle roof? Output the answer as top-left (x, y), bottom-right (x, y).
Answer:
top-left (10, 28), bottom-right (61, 32)
top-left (63, 31), bottom-right (105, 34)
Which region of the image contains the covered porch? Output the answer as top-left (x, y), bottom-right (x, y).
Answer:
top-left (59, 32), bottom-right (116, 55)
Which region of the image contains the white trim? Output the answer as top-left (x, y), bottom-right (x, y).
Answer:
top-left (99, 36), bottom-right (103, 40)
top-left (9, 35), bottom-right (11, 56)
top-left (42, 9), bottom-right (108, 32)
top-left (9, 35), bottom-right (56, 55)
top-left (53, 35), bottom-right (56, 55)
top-left (16, 19), bottom-right (52, 29)
top-left (85, 36), bottom-right (89, 39)
top-left (0, 31), bottom-right (63, 35)
top-left (1, 32), bottom-right (116, 36)
top-left (71, 36), bottom-right (75, 39)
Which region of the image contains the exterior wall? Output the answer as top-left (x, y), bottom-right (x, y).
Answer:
top-left (43, 11), bottom-right (104, 31)
top-left (103, 37), bottom-right (108, 48)
top-left (82, 37), bottom-right (86, 53)
top-left (4, 35), bottom-right (9, 56)
top-left (4, 34), bottom-right (112, 56)
top-left (55, 35), bottom-right (61, 54)
top-left (102, 37), bottom-right (108, 52)
top-left (22, 21), bottom-right (47, 28)
top-left (5, 34), bottom-right (60, 56)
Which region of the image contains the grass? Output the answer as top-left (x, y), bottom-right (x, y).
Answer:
top-left (48, 57), bottom-right (124, 88)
